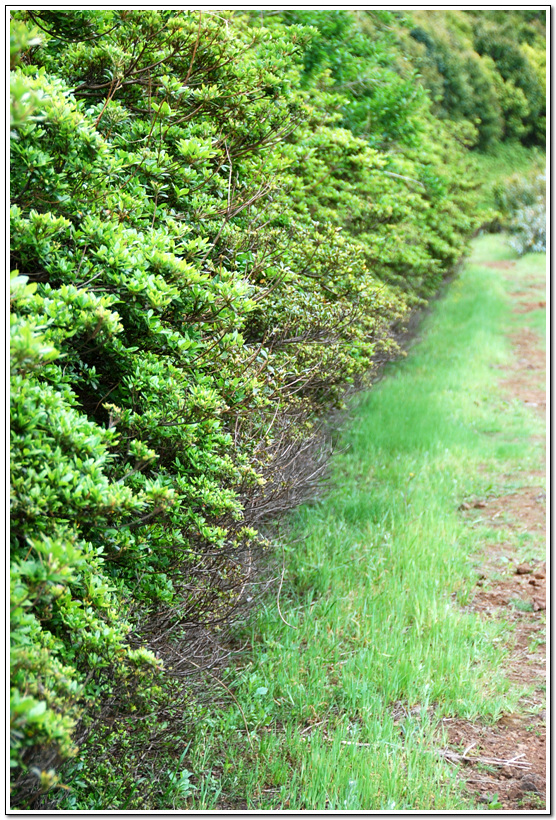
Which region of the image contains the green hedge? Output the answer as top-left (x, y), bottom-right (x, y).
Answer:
top-left (9, 9), bottom-right (507, 805)
top-left (404, 10), bottom-right (546, 149)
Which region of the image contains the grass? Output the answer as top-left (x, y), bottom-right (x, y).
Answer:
top-left (169, 234), bottom-right (545, 811)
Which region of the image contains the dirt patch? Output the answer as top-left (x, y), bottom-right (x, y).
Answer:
top-left (472, 561), bottom-right (546, 614)
top-left (513, 301), bottom-right (546, 314)
top-left (506, 328), bottom-right (544, 363)
top-left (499, 383), bottom-right (546, 416)
top-left (483, 260), bottom-right (516, 270)
top-left (448, 558), bottom-right (547, 810)
top-left (498, 328), bottom-right (546, 420)
top-left (462, 488), bottom-right (546, 535)
top-left (447, 254), bottom-right (547, 811)
top-left (443, 716), bottom-right (546, 811)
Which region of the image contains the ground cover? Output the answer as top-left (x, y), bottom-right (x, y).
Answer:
top-left (162, 233), bottom-right (546, 811)
top-left (443, 235), bottom-right (546, 811)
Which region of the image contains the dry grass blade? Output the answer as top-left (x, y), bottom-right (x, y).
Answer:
top-left (340, 740), bottom-right (374, 747)
top-left (462, 741), bottom-right (477, 757)
top-left (439, 748), bottom-right (532, 770)
top-left (299, 720), bottom-right (327, 736)
top-left (276, 543), bottom-right (298, 630)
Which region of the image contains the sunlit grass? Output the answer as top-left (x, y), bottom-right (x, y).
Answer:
top-left (182, 236), bottom-right (545, 811)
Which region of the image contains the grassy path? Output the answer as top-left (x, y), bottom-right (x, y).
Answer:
top-left (184, 234), bottom-right (546, 811)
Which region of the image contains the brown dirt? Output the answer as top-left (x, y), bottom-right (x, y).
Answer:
top-left (483, 260), bottom-right (517, 270)
top-left (460, 489), bottom-right (546, 534)
top-left (513, 301), bottom-right (546, 314)
top-left (445, 256), bottom-right (547, 811)
top-left (499, 328), bottom-right (546, 420)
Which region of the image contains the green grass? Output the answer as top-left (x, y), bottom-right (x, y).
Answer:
top-left (171, 235), bottom-right (545, 811)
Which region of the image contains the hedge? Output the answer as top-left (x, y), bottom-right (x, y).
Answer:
top-left (10, 9), bottom-right (505, 805)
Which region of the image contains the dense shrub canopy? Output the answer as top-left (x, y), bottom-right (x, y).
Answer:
top-left (9, 8), bottom-right (545, 807)
top-left (403, 10), bottom-right (546, 148)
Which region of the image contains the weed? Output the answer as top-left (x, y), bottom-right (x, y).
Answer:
top-left (510, 598), bottom-right (534, 613)
top-left (486, 792), bottom-right (504, 809)
top-left (518, 792), bottom-right (545, 809)
top-left (476, 762), bottom-right (499, 774)
top-left (528, 633), bottom-right (545, 653)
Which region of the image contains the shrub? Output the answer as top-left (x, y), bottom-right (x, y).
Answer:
top-left (404, 10), bottom-right (545, 149)
top-left (492, 169), bottom-right (546, 254)
top-left (508, 201), bottom-right (546, 255)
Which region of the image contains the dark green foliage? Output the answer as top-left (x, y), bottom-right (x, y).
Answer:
top-left (272, 10), bottom-right (426, 146)
top-left (9, 7), bottom-right (544, 808)
top-left (405, 10), bottom-right (545, 149)
top-left (472, 17), bottom-right (545, 144)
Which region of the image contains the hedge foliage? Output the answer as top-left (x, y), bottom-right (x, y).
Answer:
top-left (9, 9), bottom-right (544, 806)
top-left (404, 10), bottom-right (546, 149)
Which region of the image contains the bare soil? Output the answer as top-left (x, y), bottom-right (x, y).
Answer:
top-left (445, 255), bottom-right (547, 811)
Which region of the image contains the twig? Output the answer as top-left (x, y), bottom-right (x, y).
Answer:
top-left (76, 270), bottom-right (104, 289)
top-left (438, 748), bottom-right (532, 770)
top-left (151, 190), bottom-right (159, 229)
top-left (94, 73), bottom-right (121, 128)
top-left (381, 170), bottom-right (427, 191)
top-left (93, 380), bottom-right (121, 413)
top-left (225, 141), bottom-right (233, 216)
top-left (340, 740), bottom-right (373, 747)
top-left (183, 12), bottom-right (202, 88)
top-left (276, 543), bottom-right (298, 630)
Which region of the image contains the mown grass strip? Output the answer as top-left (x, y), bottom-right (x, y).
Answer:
top-left (185, 235), bottom-right (544, 811)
